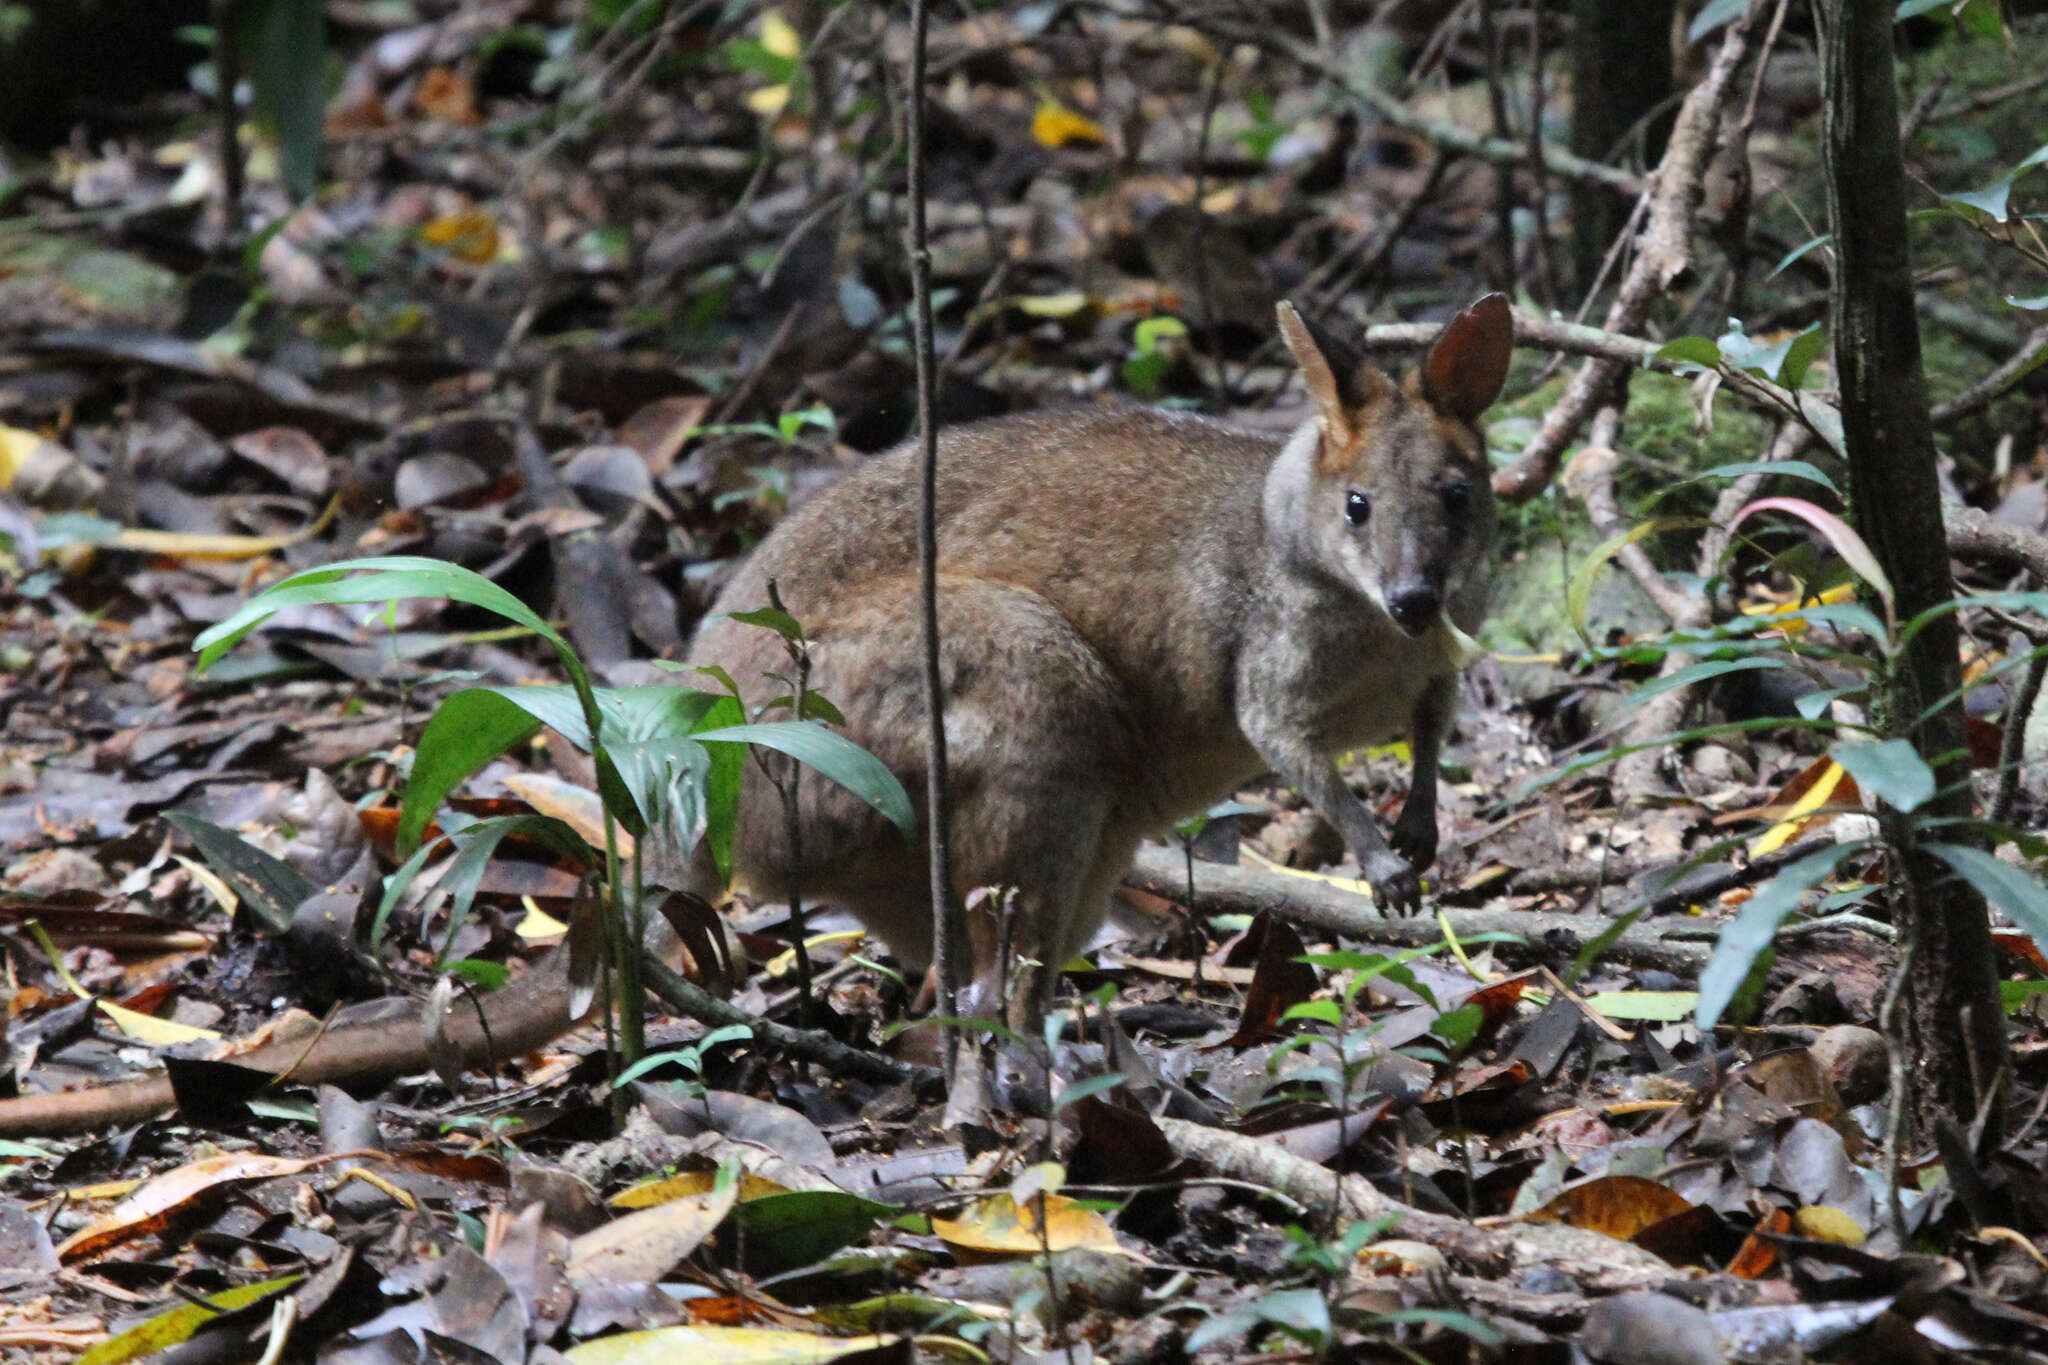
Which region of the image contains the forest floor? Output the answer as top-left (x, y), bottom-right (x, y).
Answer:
top-left (4, 2), bottom-right (2048, 1361)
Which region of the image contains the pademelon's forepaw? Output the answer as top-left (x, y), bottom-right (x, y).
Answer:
top-left (1362, 850), bottom-right (1424, 917)
top-left (1388, 812), bottom-right (1437, 874)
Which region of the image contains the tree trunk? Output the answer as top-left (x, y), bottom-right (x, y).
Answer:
top-left (1569, 0), bottom-right (1675, 287)
top-left (1819, 0), bottom-right (2008, 1137)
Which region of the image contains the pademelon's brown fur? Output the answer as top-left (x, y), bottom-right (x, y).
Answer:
top-left (686, 295), bottom-right (1514, 1023)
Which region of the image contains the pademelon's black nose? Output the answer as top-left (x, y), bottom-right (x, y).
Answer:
top-left (1386, 585), bottom-right (1441, 634)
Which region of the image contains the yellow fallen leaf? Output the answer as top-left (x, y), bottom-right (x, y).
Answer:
top-left (611, 1169), bottom-right (789, 1209)
top-left (98, 1001), bottom-right (221, 1046)
top-left (60, 1153), bottom-right (320, 1261)
top-left (1738, 581), bottom-right (1858, 634)
top-left (747, 84), bottom-right (791, 117)
top-left (931, 1193), bottom-right (1128, 1257)
top-left (1240, 843), bottom-right (1375, 898)
top-left (419, 210), bottom-right (500, 264)
top-left (759, 10), bottom-right (801, 59)
top-left (1439, 616), bottom-right (1488, 668)
top-left (1750, 760), bottom-right (1845, 856)
top-left (1032, 100), bottom-right (1105, 148)
top-left (106, 495), bottom-right (338, 562)
top-left (1578, 991), bottom-right (1699, 1022)
top-left (1791, 1205), bottom-right (1865, 1246)
top-left (1014, 291), bottom-right (1093, 319)
top-left (516, 898), bottom-right (568, 939)
top-left (175, 854), bottom-right (238, 917)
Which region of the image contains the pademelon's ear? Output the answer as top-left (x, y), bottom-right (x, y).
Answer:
top-left (1277, 301), bottom-right (1388, 445)
top-left (1416, 292), bottom-right (1513, 424)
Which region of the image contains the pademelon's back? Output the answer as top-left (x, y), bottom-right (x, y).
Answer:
top-left (709, 405), bottom-right (1277, 639)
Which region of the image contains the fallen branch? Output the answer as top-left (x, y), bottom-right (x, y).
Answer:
top-left (1153, 1116), bottom-right (1671, 1287)
top-left (0, 942), bottom-right (592, 1139)
top-left (1125, 846), bottom-right (1710, 974)
top-left (0, 943), bottom-right (933, 1139)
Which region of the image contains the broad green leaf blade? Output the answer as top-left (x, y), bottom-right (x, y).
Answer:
top-left (402, 690), bottom-right (547, 857)
top-left (1652, 335), bottom-right (1721, 371)
top-left (694, 693), bottom-right (746, 880)
top-left (1697, 846), bottom-right (1858, 1031)
top-left (1778, 326), bottom-right (1825, 390)
top-left (1767, 233), bottom-right (1831, 279)
top-left (1624, 657), bottom-right (1801, 709)
top-left (724, 607), bottom-right (805, 640)
top-left (1925, 842), bottom-right (2048, 962)
top-left (1828, 738), bottom-right (1935, 813)
top-left (693, 721), bottom-right (915, 841)
top-left (1940, 175), bottom-right (2015, 223)
top-left (1566, 518), bottom-right (1700, 645)
top-left (193, 557), bottom-right (571, 678)
top-left (1661, 459), bottom-right (1841, 499)
top-left (241, 0), bottom-right (326, 201)
top-left (164, 811), bottom-right (321, 932)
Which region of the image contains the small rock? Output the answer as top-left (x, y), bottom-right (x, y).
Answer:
top-left (1810, 1025), bottom-right (1888, 1107)
top-left (1688, 744), bottom-right (1754, 785)
top-left (1578, 1291), bottom-right (1726, 1364)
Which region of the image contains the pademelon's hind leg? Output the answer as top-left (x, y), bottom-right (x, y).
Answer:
top-left (713, 576), bottom-right (1137, 1028)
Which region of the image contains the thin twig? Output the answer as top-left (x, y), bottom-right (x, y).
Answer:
top-left (905, 0), bottom-right (962, 1085)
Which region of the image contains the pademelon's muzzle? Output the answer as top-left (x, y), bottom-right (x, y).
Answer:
top-left (1385, 583), bottom-right (1442, 636)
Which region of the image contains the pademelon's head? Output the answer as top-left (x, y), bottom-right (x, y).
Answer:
top-left (1275, 294), bottom-right (1511, 635)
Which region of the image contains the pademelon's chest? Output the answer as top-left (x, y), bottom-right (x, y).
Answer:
top-left (1309, 620), bottom-right (1458, 747)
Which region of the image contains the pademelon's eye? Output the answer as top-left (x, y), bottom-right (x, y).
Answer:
top-left (1443, 480), bottom-right (1471, 513)
top-left (1344, 489), bottom-right (1370, 527)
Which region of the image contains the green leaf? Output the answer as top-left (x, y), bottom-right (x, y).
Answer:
top-left (1658, 459), bottom-right (1841, 499)
top-left (1623, 657), bottom-right (1800, 709)
top-left (1941, 175), bottom-right (2016, 223)
top-left (194, 557), bottom-right (579, 688)
top-left (239, 0), bottom-right (326, 200)
top-left (1717, 322), bottom-right (1821, 385)
top-left (1566, 518), bottom-right (1700, 644)
top-left (1828, 738), bottom-right (1934, 813)
top-left (1925, 842), bottom-right (2048, 963)
top-left (693, 720), bottom-right (915, 841)
top-left (1283, 999), bottom-right (1342, 1025)
top-left (402, 689), bottom-right (548, 856)
top-left (164, 811), bottom-right (319, 933)
top-left (1778, 326), bottom-right (1825, 390)
top-left (1651, 335), bottom-right (1721, 371)
top-left (1429, 1003), bottom-right (1483, 1050)
top-left (734, 1189), bottom-right (902, 1271)
top-left (1767, 234), bottom-right (1831, 280)
top-left (2001, 980), bottom-right (2048, 1013)
top-left (1133, 315), bottom-right (1188, 352)
top-left (448, 958), bottom-right (511, 991)
top-left (1122, 348), bottom-right (1174, 398)
top-left (726, 607), bottom-right (806, 640)
top-left (1697, 846), bottom-right (1857, 1031)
